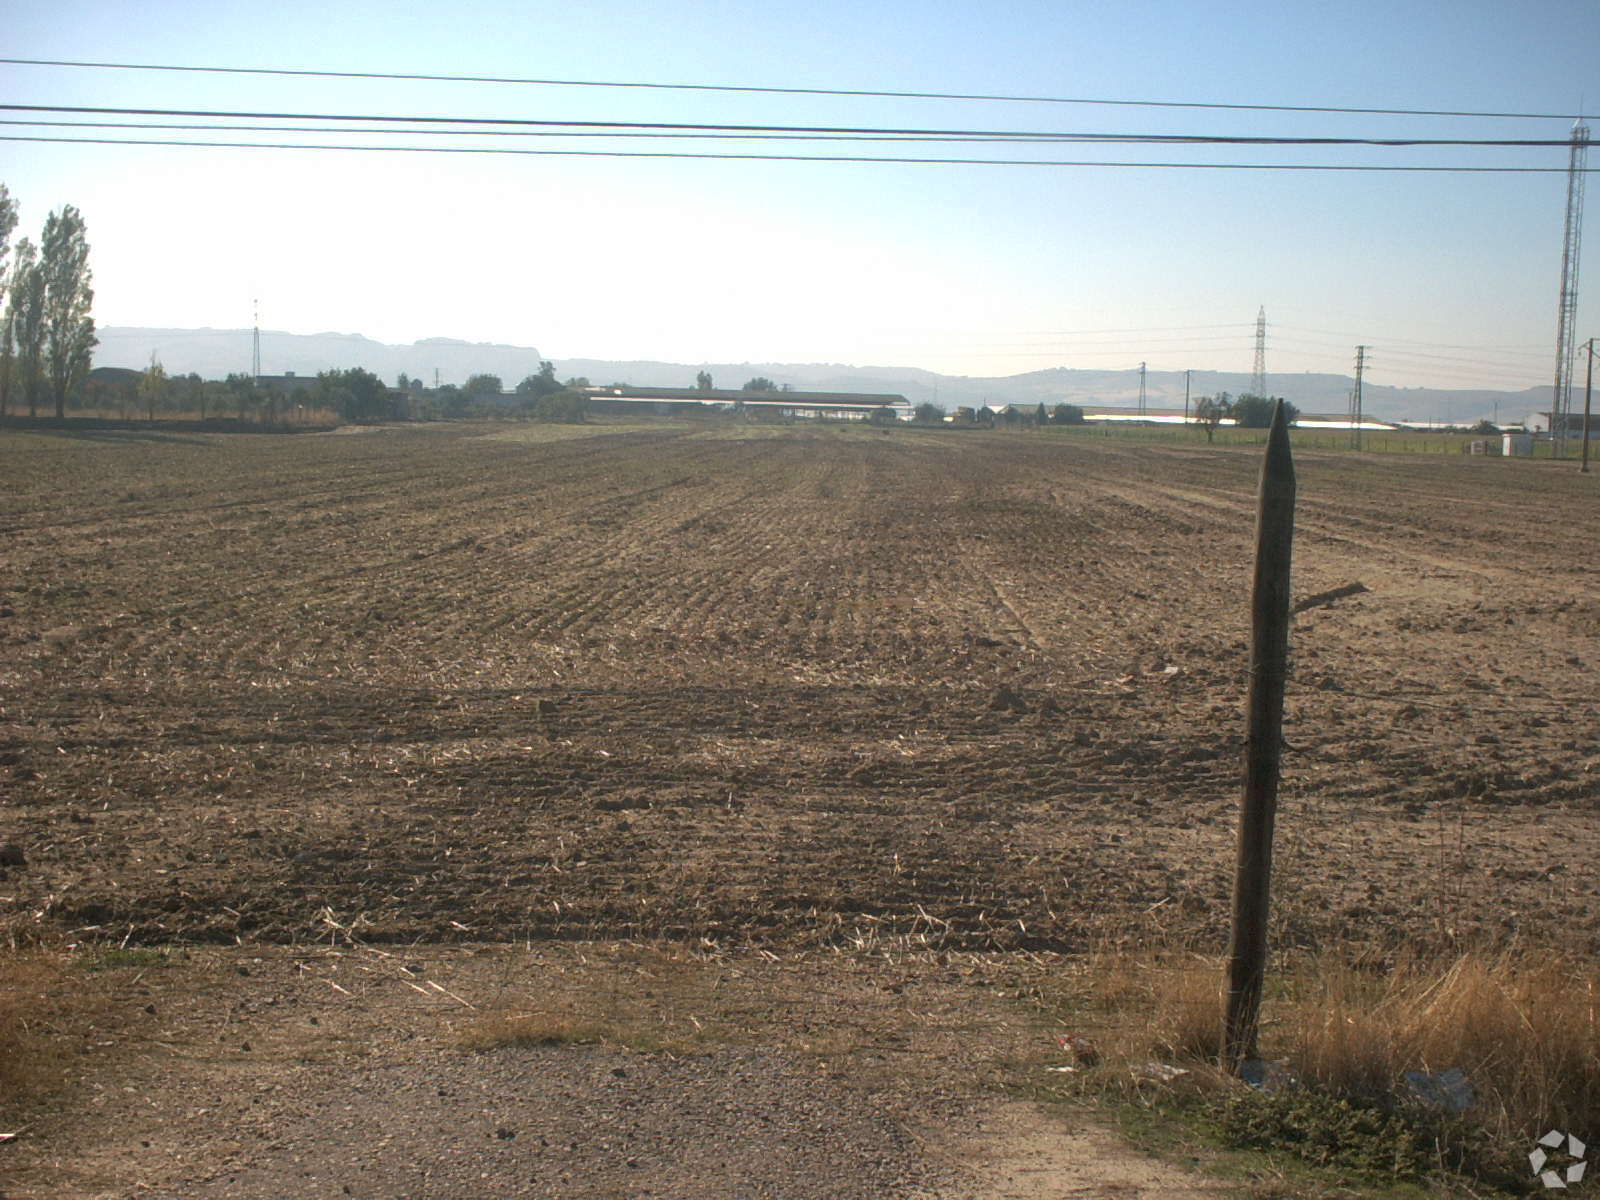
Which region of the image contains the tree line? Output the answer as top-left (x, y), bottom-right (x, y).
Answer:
top-left (1192, 393), bottom-right (1301, 442)
top-left (81, 359), bottom-right (598, 426)
top-left (0, 184), bottom-right (96, 419)
top-left (0, 181), bottom-right (1307, 438)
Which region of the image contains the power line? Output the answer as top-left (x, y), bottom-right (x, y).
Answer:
top-left (0, 103), bottom-right (1585, 146)
top-left (5, 132), bottom-right (1592, 170)
top-left (0, 116), bottom-right (1583, 148)
top-left (0, 119), bottom-right (1205, 144)
top-left (1274, 322), bottom-right (1548, 355)
top-left (0, 56), bottom-right (1581, 120)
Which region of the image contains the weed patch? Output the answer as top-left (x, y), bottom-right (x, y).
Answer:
top-left (1219, 1090), bottom-right (1431, 1179)
top-left (460, 1012), bottom-right (612, 1051)
top-left (77, 947), bottom-right (170, 972)
top-left (1047, 947), bottom-right (1598, 1194)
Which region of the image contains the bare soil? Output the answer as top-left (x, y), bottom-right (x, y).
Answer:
top-left (2, 420), bottom-right (1596, 1196)
top-left (2, 942), bottom-right (1220, 1199)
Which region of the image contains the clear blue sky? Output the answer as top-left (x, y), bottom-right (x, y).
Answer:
top-left (2, 0), bottom-right (1595, 391)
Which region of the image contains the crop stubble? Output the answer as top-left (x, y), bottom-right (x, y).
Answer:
top-left (1, 424), bottom-right (1595, 954)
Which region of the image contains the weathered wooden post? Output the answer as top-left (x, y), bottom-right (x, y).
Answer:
top-left (1223, 399), bottom-right (1296, 1069)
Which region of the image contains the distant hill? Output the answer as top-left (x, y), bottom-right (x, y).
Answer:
top-left (96, 328), bottom-right (1549, 425)
top-left (560, 360), bottom-right (1549, 426)
top-left (96, 328), bottom-right (546, 389)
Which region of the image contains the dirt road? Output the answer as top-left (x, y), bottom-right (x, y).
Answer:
top-left (3, 943), bottom-right (1223, 1199)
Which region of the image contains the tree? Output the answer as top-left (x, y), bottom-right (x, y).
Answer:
top-left (696, 370), bottom-right (714, 391)
top-left (742, 377), bottom-right (776, 392)
top-left (464, 373), bottom-right (503, 396)
top-left (40, 205), bottom-right (95, 419)
top-left (1051, 403), bottom-right (1085, 425)
top-left (1471, 418), bottom-right (1500, 435)
top-left (434, 383), bottom-right (467, 417)
top-left (868, 405), bottom-right (898, 426)
top-left (531, 389), bottom-right (588, 423)
top-left (199, 378), bottom-right (227, 421)
top-left (0, 183), bottom-right (16, 288)
top-left (139, 354), bottom-right (168, 421)
top-left (397, 372), bottom-right (412, 391)
top-left (316, 367), bottom-right (390, 422)
top-left (912, 402), bottom-right (944, 424)
top-left (224, 372), bottom-right (258, 421)
top-left (0, 185), bottom-right (14, 417)
top-left (515, 361), bottom-right (560, 398)
top-left (8, 238), bottom-right (44, 417)
top-left (1193, 393), bottom-right (1231, 443)
top-left (1034, 403), bottom-right (1049, 427)
top-left (167, 371), bottom-right (204, 418)
top-left (1231, 393), bottom-right (1298, 428)
top-left (0, 184), bottom-right (15, 416)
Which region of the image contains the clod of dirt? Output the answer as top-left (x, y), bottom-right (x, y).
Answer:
top-left (989, 686), bottom-right (1029, 713)
top-left (0, 843), bottom-right (26, 867)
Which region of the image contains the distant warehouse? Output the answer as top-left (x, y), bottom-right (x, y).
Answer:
top-left (583, 385), bottom-right (911, 421)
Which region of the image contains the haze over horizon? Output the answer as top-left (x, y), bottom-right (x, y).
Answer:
top-left (90, 322), bottom-right (1553, 427)
top-left (3, 0), bottom-right (1595, 394)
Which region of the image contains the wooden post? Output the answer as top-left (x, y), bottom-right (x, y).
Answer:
top-left (1223, 399), bottom-right (1296, 1069)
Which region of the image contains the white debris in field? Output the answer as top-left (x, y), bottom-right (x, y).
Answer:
top-left (1133, 1062), bottom-right (1191, 1083)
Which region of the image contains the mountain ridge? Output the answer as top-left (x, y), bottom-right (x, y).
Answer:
top-left (95, 327), bottom-right (1551, 425)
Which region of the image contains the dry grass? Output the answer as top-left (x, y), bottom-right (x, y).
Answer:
top-left (1063, 945), bottom-right (1600, 1186)
top-left (0, 939), bottom-right (182, 1129)
top-left (1284, 951), bottom-right (1599, 1146)
top-left (0, 950), bottom-right (76, 1116)
top-left (455, 945), bottom-right (742, 1057)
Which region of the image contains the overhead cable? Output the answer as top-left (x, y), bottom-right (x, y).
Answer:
top-left (0, 56), bottom-right (1581, 120)
top-left (3, 133), bottom-right (1592, 170)
top-left (0, 102), bottom-right (1585, 145)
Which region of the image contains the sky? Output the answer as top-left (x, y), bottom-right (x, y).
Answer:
top-left (1, 0), bottom-right (1596, 392)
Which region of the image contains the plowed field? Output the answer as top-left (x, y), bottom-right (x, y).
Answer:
top-left (2, 422), bottom-right (1596, 954)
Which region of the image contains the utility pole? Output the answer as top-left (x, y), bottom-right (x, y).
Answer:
top-left (1184, 369), bottom-right (1191, 424)
top-left (1583, 337), bottom-right (1595, 474)
top-left (251, 299), bottom-right (261, 382)
top-left (1138, 362), bottom-right (1147, 417)
top-left (1250, 307), bottom-right (1267, 399)
top-left (1350, 345), bottom-right (1367, 451)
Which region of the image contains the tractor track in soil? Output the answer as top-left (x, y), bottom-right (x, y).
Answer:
top-left (1, 423), bottom-right (1595, 956)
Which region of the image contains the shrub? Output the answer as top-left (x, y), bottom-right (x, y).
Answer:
top-left (531, 390), bottom-right (589, 423)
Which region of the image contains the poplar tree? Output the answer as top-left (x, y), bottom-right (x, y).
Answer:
top-left (0, 185), bottom-right (17, 416)
top-left (9, 238), bottom-right (44, 417)
top-left (40, 205), bottom-right (96, 419)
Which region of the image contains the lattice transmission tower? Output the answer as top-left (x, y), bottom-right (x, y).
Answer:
top-left (1349, 345), bottom-right (1368, 450)
top-left (1250, 307), bottom-right (1267, 398)
top-left (1552, 118), bottom-right (1590, 457)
